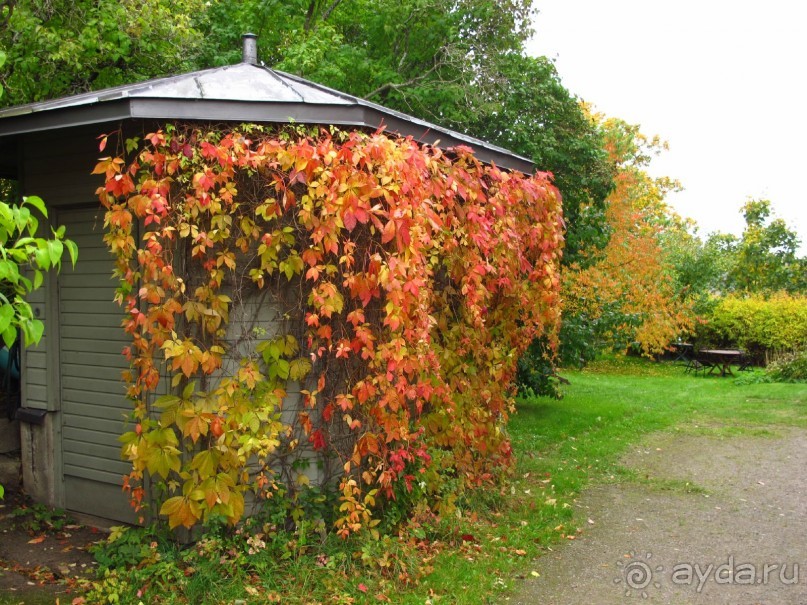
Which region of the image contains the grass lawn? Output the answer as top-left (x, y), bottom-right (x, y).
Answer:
top-left (4, 357), bottom-right (804, 604)
top-left (401, 357), bottom-right (806, 604)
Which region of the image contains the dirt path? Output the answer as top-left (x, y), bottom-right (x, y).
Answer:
top-left (507, 427), bottom-right (807, 605)
top-left (0, 490), bottom-right (101, 603)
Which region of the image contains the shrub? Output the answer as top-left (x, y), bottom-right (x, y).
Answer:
top-left (698, 293), bottom-right (807, 362)
top-left (766, 350), bottom-right (807, 382)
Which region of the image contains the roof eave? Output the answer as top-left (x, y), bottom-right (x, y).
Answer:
top-left (0, 96), bottom-right (534, 173)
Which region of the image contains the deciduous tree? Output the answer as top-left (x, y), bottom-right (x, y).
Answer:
top-left (0, 0), bottom-right (204, 107)
top-left (562, 118), bottom-right (695, 357)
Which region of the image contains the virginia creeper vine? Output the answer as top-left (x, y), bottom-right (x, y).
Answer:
top-left (95, 124), bottom-right (563, 533)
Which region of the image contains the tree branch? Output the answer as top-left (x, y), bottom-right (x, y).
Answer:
top-left (365, 56), bottom-right (443, 101)
top-left (321, 0), bottom-right (344, 21)
top-left (305, 0), bottom-right (345, 32)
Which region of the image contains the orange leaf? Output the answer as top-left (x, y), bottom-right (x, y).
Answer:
top-left (381, 219), bottom-right (395, 244)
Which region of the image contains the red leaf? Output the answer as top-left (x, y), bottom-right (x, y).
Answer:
top-left (343, 209), bottom-right (357, 232)
top-left (309, 429), bottom-right (326, 450)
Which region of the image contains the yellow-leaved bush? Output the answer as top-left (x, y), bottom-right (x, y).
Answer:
top-left (94, 124), bottom-right (564, 533)
top-left (699, 292), bottom-right (807, 360)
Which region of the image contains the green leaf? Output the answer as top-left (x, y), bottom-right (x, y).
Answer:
top-left (22, 196), bottom-right (47, 218)
top-left (154, 394), bottom-right (182, 409)
top-left (0, 304), bottom-right (14, 335)
top-left (126, 137), bottom-right (141, 154)
top-left (146, 445), bottom-right (181, 479)
top-left (33, 246), bottom-right (51, 270)
top-left (275, 358), bottom-right (290, 380)
top-left (0, 202), bottom-right (12, 227)
top-left (21, 318), bottom-right (44, 346)
top-left (182, 380), bottom-right (197, 400)
top-left (0, 259), bottom-right (19, 282)
top-left (47, 239), bottom-right (64, 268)
top-left (289, 358), bottom-right (312, 381)
top-left (1, 326), bottom-right (16, 349)
top-left (190, 450), bottom-right (218, 477)
top-left (64, 239), bottom-right (79, 267)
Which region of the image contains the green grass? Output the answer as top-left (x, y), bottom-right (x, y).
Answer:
top-left (400, 358), bottom-right (806, 604)
top-left (14, 357), bottom-right (807, 604)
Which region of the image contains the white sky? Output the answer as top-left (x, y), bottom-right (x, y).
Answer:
top-left (526, 0), bottom-right (807, 251)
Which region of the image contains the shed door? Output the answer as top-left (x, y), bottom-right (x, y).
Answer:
top-left (58, 207), bottom-right (136, 523)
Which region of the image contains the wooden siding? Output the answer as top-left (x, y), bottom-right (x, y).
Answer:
top-left (20, 285), bottom-right (48, 410)
top-left (57, 207), bottom-right (135, 523)
top-left (22, 126), bottom-right (107, 206)
top-left (19, 124), bottom-right (106, 413)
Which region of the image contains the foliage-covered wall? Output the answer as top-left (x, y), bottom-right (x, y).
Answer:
top-left (95, 124), bottom-right (564, 532)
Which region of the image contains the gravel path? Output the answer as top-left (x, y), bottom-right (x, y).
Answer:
top-left (507, 428), bottom-right (807, 605)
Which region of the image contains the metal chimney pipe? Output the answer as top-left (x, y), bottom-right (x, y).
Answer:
top-left (242, 33), bottom-right (258, 65)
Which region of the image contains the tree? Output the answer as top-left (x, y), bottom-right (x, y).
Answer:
top-left (2, 0), bottom-right (618, 397)
top-left (669, 200), bottom-right (806, 298)
top-left (0, 0), bottom-right (205, 107)
top-left (469, 59), bottom-right (614, 260)
top-left (561, 118), bottom-right (695, 358)
top-left (728, 199), bottom-right (803, 293)
top-left (0, 193), bottom-right (77, 502)
top-left (194, 0), bottom-right (534, 125)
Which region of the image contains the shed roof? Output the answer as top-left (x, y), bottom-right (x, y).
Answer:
top-left (0, 62), bottom-right (533, 173)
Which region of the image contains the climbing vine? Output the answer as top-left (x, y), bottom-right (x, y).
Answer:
top-left (95, 124), bottom-right (563, 533)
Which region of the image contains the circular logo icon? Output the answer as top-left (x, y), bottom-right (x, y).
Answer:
top-left (614, 551), bottom-right (663, 598)
top-left (624, 561), bottom-right (653, 590)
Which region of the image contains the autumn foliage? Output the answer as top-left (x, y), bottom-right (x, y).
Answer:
top-left (562, 118), bottom-right (695, 357)
top-left (94, 124), bottom-right (563, 532)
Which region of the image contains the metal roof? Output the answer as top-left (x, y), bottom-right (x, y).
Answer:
top-left (0, 62), bottom-right (534, 173)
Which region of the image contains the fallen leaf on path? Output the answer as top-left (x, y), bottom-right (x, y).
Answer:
top-left (27, 535), bottom-right (46, 544)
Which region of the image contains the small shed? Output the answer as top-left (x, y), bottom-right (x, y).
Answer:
top-left (0, 36), bottom-right (533, 523)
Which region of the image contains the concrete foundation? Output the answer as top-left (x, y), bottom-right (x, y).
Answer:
top-left (19, 412), bottom-right (58, 507)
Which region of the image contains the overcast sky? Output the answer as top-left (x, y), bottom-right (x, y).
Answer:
top-left (526, 0), bottom-right (807, 250)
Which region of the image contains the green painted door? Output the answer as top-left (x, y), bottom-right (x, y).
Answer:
top-left (58, 207), bottom-right (136, 523)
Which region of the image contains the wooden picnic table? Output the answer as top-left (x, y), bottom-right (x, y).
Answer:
top-left (697, 349), bottom-right (744, 376)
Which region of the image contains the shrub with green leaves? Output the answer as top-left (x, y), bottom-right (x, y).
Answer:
top-left (698, 293), bottom-right (807, 362)
top-left (766, 350), bottom-right (807, 383)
